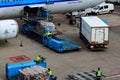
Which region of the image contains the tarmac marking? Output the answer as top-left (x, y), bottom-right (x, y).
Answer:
top-left (106, 73), bottom-right (120, 79)
top-left (8, 55), bottom-right (31, 63)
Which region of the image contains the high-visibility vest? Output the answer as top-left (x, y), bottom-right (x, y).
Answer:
top-left (97, 70), bottom-right (102, 76)
top-left (48, 70), bottom-right (53, 76)
top-left (46, 32), bottom-right (52, 37)
top-left (36, 56), bottom-right (42, 62)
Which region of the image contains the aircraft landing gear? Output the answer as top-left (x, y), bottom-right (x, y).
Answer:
top-left (66, 12), bottom-right (77, 25)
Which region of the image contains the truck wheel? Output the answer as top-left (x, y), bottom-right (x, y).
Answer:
top-left (86, 44), bottom-right (90, 48)
top-left (109, 11), bottom-right (111, 13)
top-left (69, 19), bottom-right (76, 25)
top-left (109, 10), bottom-right (113, 13)
top-left (79, 33), bottom-right (82, 39)
top-left (96, 12), bottom-right (99, 15)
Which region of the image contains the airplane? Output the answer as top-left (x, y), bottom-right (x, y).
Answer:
top-left (0, 0), bottom-right (105, 19)
top-left (0, 0), bottom-right (105, 40)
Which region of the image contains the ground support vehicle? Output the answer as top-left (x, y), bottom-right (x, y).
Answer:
top-left (22, 20), bottom-right (81, 52)
top-left (91, 2), bottom-right (114, 15)
top-left (21, 7), bottom-right (81, 52)
top-left (6, 59), bottom-right (57, 80)
top-left (79, 16), bottom-right (109, 50)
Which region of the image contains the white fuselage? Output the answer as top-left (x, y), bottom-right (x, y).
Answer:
top-left (0, 0), bottom-right (105, 19)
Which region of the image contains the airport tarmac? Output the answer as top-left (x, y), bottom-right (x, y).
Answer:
top-left (0, 12), bottom-right (120, 80)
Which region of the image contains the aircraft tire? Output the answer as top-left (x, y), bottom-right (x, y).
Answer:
top-left (96, 12), bottom-right (99, 15)
top-left (109, 10), bottom-right (113, 13)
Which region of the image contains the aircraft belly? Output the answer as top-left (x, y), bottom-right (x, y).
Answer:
top-left (0, 0), bottom-right (106, 19)
top-left (0, 6), bottom-right (23, 19)
top-left (45, 2), bottom-right (85, 13)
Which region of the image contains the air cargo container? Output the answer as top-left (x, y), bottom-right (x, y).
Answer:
top-left (80, 16), bottom-right (109, 50)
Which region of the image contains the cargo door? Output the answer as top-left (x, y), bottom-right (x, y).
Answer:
top-left (95, 29), bottom-right (104, 43)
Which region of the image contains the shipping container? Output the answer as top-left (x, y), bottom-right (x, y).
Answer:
top-left (80, 16), bottom-right (109, 50)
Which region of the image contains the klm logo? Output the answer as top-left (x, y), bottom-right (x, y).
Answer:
top-left (4, 30), bottom-right (9, 35)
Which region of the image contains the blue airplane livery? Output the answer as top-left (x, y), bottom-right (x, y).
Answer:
top-left (0, 0), bottom-right (105, 19)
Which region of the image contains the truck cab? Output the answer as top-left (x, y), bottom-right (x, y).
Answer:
top-left (92, 2), bottom-right (114, 15)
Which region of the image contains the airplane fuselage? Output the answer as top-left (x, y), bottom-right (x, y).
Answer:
top-left (0, 0), bottom-right (105, 19)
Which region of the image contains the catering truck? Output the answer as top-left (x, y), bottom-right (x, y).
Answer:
top-left (79, 16), bottom-right (109, 50)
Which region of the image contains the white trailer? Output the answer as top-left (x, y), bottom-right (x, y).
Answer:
top-left (80, 16), bottom-right (109, 49)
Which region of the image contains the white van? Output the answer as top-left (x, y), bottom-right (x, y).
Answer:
top-left (91, 2), bottom-right (114, 15)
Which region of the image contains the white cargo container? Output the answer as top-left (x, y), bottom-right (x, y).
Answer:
top-left (80, 16), bottom-right (109, 49)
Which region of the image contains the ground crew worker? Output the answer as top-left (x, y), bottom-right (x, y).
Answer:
top-left (45, 31), bottom-right (52, 37)
top-left (96, 67), bottom-right (102, 80)
top-left (47, 68), bottom-right (57, 80)
top-left (36, 55), bottom-right (42, 63)
top-left (48, 68), bottom-right (53, 77)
